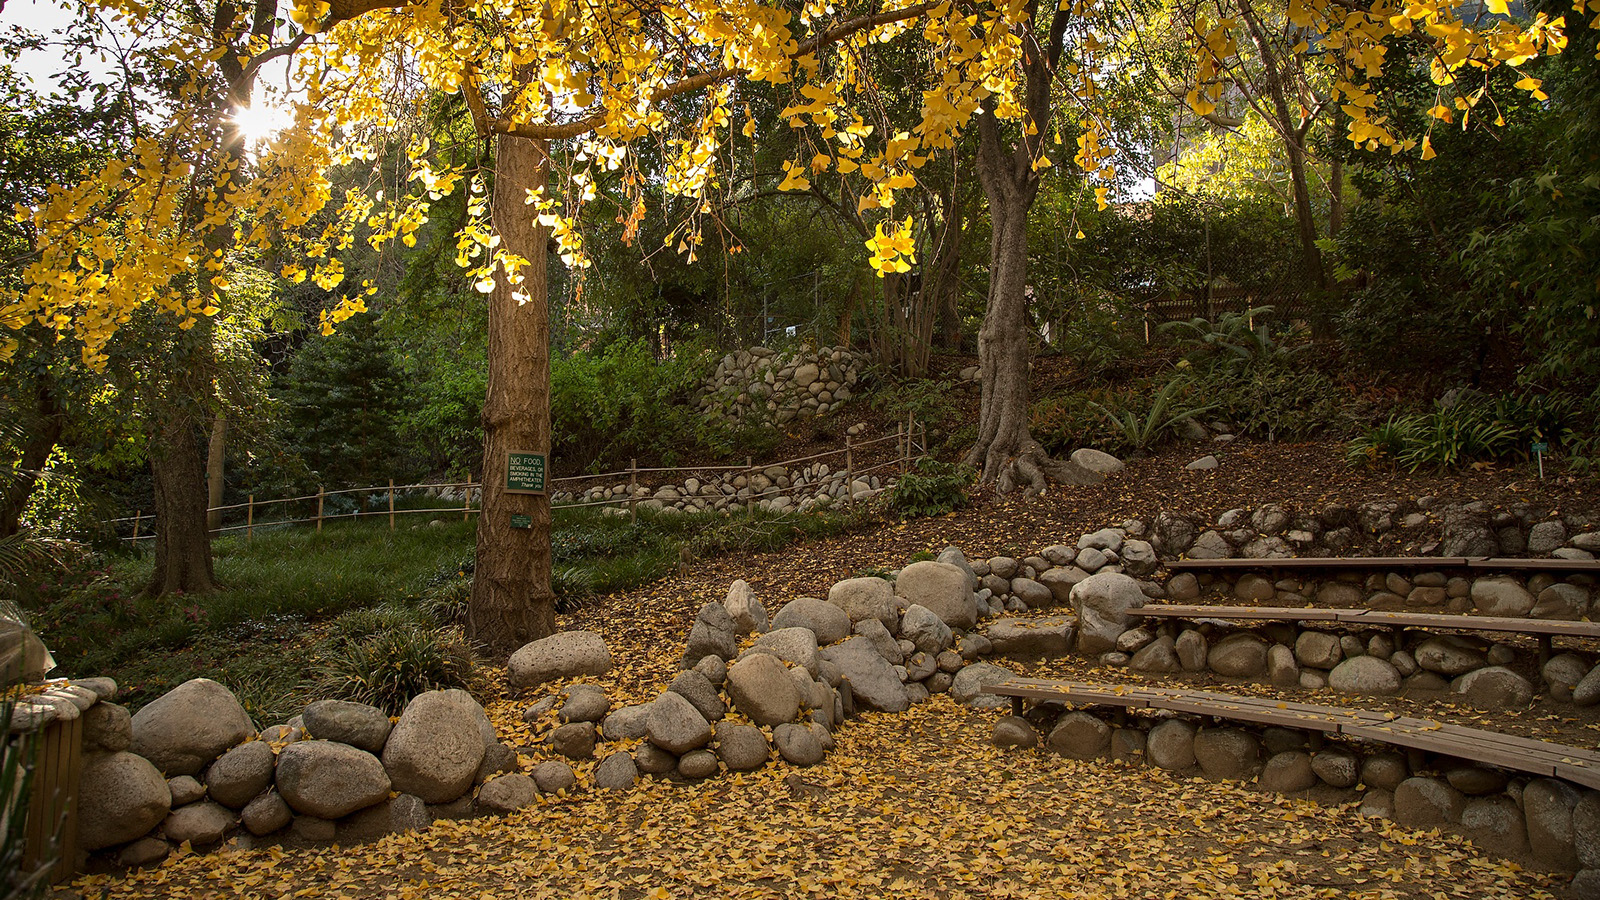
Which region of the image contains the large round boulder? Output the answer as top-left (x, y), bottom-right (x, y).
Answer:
top-left (204, 739), bottom-right (276, 808)
top-left (899, 604), bottom-right (953, 655)
top-left (827, 577), bottom-right (898, 632)
top-left (276, 740), bottom-right (391, 819)
top-left (894, 561), bottom-right (976, 630)
top-left (380, 689), bottom-right (487, 803)
top-left (725, 653), bottom-right (801, 726)
top-left (129, 678), bottom-right (255, 776)
top-left (301, 699), bottom-right (393, 753)
top-left (1451, 666), bottom-right (1534, 709)
top-left (1208, 633), bottom-right (1269, 678)
top-left (78, 751), bottom-right (172, 851)
top-left (1329, 656), bottom-right (1401, 696)
top-left (817, 637), bottom-right (910, 712)
top-left (746, 627), bottom-right (820, 676)
top-left (507, 630), bottom-right (612, 689)
top-left (1070, 573), bottom-right (1145, 655)
top-left (161, 801), bottom-right (235, 846)
top-left (1470, 576), bottom-right (1535, 617)
top-left (644, 691), bottom-right (714, 754)
top-left (770, 597), bottom-right (853, 645)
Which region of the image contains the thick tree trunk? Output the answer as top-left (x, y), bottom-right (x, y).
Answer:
top-left (964, 195), bottom-right (1036, 485)
top-left (0, 380), bottom-right (65, 540)
top-left (206, 413), bottom-right (226, 534)
top-left (146, 408), bottom-right (217, 596)
top-left (469, 134), bottom-right (557, 654)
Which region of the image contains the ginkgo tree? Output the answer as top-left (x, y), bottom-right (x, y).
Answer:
top-left (4, 0), bottom-right (1588, 646)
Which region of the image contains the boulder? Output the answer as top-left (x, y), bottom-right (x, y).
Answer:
top-left (1070, 572), bottom-right (1146, 655)
top-left (1414, 635), bottom-right (1488, 676)
top-left (1533, 584), bottom-right (1589, 620)
top-left (1070, 448), bottom-right (1124, 476)
top-left (78, 751), bottom-right (172, 851)
top-left (949, 662), bottom-right (1015, 709)
top-left (130, 678), bottom-right (255, 776)
top-left (818, 637), bottom-right (910, 712)
top-left (1208, 633), bottom-right (1269, 678)
top-left (1575, 792), bottom-right (1600, 869)
top-left (1257, 751), bottom-right (1317, 793)
top-left (559, 684), bottom-right (611, 723)
top-left (725, 580), bottom-right (769, 634)
top-left (1470, 576), bottom-right (1535, 618)
top-left (301, 700), bottom-right (392, 754)
top-left (240, 791), bottom-right (292, 836)
top-left (894, 561), bottom-right (978, 630)
top-left (1329, 656), bottom-right (1401, 696)
top-left (1078, 528), bottom-right (1125, 552)
top-left (725, 653), bottom-right (801, 726)
top-left (899, 604), bottom-right (953, 655)
top-left (645, 691), bottom-right (714, 754)
top-left (167, 775), bottom-right (205, 806)
top-left (1576, 664), bottom-right (1600, 706)
top-left (1294, 632), bottom-right (1342, 669)
top-left (853, 618), bottom-right (904, 665)
top-left (681, 603), bottom-right (739, 668)
top-left (714, 723), bottom-right (771, 772)
top-left (508, 630), bottom-right (612, 689)
top-left (1459, 796), bottom-right (1530, 859)
top-left (1147, 719), bottom-right (1198, 771)
top-left (992, 717), bottom-right (1039, 750)
top-left (1039, 567), bottom-right (1093, 604)
top-left (1193, 729), bottom-right (1260, 780)
top-left (1450, 666), bottom-right (1534, 709)
top-left (381, 689), bottom-right (487, 804)
top-left (827, 577), bottom-right (898, 632)
top-left (1130, 635), bottom-right (1182, 674)
top-left (677, 749), bottom-right (720, 779)
top-left (531, 760), bottom-right (577, 794)
top-left (162, 801), bottom-right (234, 846)
top-left (985, 616), bottom-right (1075, 658)
top-left (1047, 712), bottom-right (1111, 760)
top-left (1393, 777), bottom-right (1464, 828)
top-left (1186, 530), bottom-right (1230, 558)
top-left (1524, 778), bottom-right (1581, 870)
top-left (549, 722), bottom-right (598, 760)
top-left (82, 702), bottom-right (132, 754)
top-left (276, 741), bottom-right (391, 819)
top-left (1176, 630), bottom-right (1208, 671)
top-left (1310, 749), bottom-right (1360, 788)
top-left (937, 546), bottom-right (979, 590)
top-left (592, 752), bottom-right (639, 791)
top-left (747, 627), bottom-right (820, 676)
top-left (477, 774), bottom-right (537, 813)
top-left (770, 597), bottom-right (853, 645)
top-left (1362, 753), bottom-right (1409, 792)
top-left (668, 670), bottom-right (726, 723)
top-left (205, 740), bottom-right (276, 809)
top-left (1266, 645), bottom-right (1299, 688)
top-left (602, 704), bottom-right (653, 741)
top-left (773, 723), bottom-right (825, 766)
top-left (1119, 541), bottom-right (1159, 577)
top-left (1010, 578), bottom-right (1055, 608)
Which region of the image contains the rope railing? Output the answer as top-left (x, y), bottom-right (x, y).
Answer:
top-left (117, 416), bottom-right (931, 541)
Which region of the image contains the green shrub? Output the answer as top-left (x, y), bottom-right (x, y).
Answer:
top-left (1197, 364), bottom-right (1345, 441)
top-left (872, 378), bottom-right (963, 451)
top-left (550, 338), bottom-right (719, 471)
top-left (1031, 390), bottom-right (1124, 457)
top-left (1087, 376), bottom-right (1217, 455)
top-left (884, 459), bottom-right (974, 518)
top-left (1160, 306), bottom-right (1303, 375)
top-left (311, 624), bottom-right (478, 714)
top-left (1346, 397), bottom-right (1520, 471)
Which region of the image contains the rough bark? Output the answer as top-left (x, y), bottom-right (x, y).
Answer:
top-left (206, 413), bottom-right (226, 534)
top-left (468, 134), bottom-right (557, 654)
top-left (961, 2), bottom-right (1092, 493)
top-left (147, 408), bottom-right (217, 596)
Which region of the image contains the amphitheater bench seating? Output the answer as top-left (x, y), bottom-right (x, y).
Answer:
top-left (1166, 556), bottom-right (1600, 575)
top-left (981, 677), bottom-right (1600, 789)
top-left (1131, 605), bottom-right (1600, 666)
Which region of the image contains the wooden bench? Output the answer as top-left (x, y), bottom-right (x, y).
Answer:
top-left (982, 677), bottom-right (1600, 789)
top-left (1132, 604), bottom-right (1600, 664)
top-left (1167, 556), bottom-right (1600, 574)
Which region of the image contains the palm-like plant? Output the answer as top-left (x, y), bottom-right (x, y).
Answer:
top-left (1087, 376), bottom-right (1219, 455)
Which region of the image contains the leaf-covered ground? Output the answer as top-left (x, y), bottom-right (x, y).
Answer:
top-left (67, 439), bottom-right (1593, 899)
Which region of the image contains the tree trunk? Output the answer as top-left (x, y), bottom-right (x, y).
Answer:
top-left (206, 412), bottom-right (226, 534)
top-left (146, 407), bottom-right (217, 596)
top-left (964, 191), bottom-right (1037, 486)
top-left (468, 134), bottom-right (557, 654)
top-left (0, 380), bottom-right (65, 540)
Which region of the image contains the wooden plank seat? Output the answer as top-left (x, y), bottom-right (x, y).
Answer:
top-left (982, 677), bottom-right (1600, 789)
top-left (1131, 604), bottom-right (1600, 667)
top-left (1166, 556), bottom-right (1600, 574)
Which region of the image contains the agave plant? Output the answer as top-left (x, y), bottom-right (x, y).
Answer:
top-left (1087, 376), bottom-right (1219, 455)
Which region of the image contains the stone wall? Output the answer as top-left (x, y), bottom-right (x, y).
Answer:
top-left (696, 345), bottom-right (862, 426)
top-left (549, 459), bottom-right (886, 515)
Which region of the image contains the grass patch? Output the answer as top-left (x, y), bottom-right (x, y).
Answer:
top-left (22, 504), bottom-right (865, 721)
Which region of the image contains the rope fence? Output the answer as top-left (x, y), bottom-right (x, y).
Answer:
top-left (114, 417), bottom-right (931, 542)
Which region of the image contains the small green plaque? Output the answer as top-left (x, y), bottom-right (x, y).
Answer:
top-left (1532, 442), bottom-right (1549, 454)
top-left (510, 513), bottom-right (533, 529)
top-left (506, 451), bottom-right (547, 494)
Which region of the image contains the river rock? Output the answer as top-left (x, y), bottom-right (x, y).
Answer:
top-left (770, 597), bottom-right (853, 645)
top-left (899, 604), bottom-right (953, 655)
top-left (78, 751), bottom-right (172, 851)
top-left (714, 722), bottom-right (771, 771)
top-left (508, 630), bottom-right (612, 689)
top-left (381, 689), bottom-right (486, 803)
top-left (895, 561), bottom-right (976, 629)
top-left (129, 678), bottom-right (255, 776)
top-left (1329, 656), bottom-right (1401, 695)
top-left (819, 637), bottom-right (910, 712)
top-left (301, 700), bottom-right (392, 754)
top-left (276, 741), bottom-right (391, 819)
top-left (726, 653), bottom-right (801, 726)
top-left (828, 577), bottom-right (898, 632)
top-left (1450, 666), bottom-right (1534, 709)
top-left (1470, 576), bottom-right (1535, 617)
top-left (1071, 573), bottom-right (1145, 654)
top-left (1209, 633), bottom-right (1269, 678)
top-left (725, 580), bottom-right (769, 634)
top-left (645, 691), bottom-right (714, 754)
top-left (949, 662), bottom-right (1014, 709)
top-left (162, 801), bottom-right (234, 846)
top-left (205, 740), bottom-right (275, 809)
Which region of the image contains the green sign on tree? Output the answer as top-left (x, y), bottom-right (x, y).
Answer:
top-left (506, 451), bottom-right (547, 494)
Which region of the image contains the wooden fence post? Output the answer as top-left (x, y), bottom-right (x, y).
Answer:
top-left (389, 479), bottom-right (395, 531)
top-left (246, 496), bottom-right (254, 542)
top-left (844, 436), bottom-right (854, 511)
top-left (745, 456), bottom-right (754, 517)
top-left (130, 511), bottom-right (141, 543)
top-left (897, 422), bottom-right (905, 474)
top-left (463, 485), bottom-right (471, 522)
top-left (316, 487), bottom-right (324, 533)
top-left (629, 459), bottom-right (638, 523)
